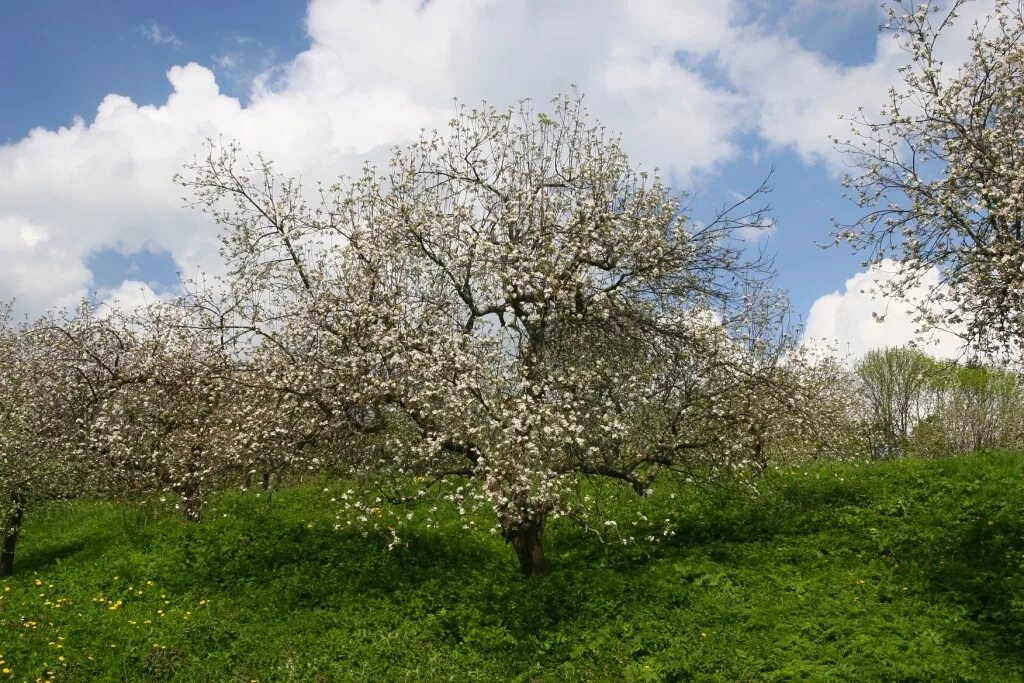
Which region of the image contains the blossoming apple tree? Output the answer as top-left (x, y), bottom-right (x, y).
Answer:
top-left (0, 306), bottom-right (112, 576)
top-left (79, 303), bottom-right (242, 521)
top-left (179, 96), bottom-right (811, 574)
top-left (835, 0), bottom-right (1024, 356)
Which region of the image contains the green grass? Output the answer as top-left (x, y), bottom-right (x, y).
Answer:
top-left (2, 452), bottom-right (1023, 682)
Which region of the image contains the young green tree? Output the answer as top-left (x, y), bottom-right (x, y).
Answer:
top-left (835, 0), bottom-right (1024, 357)
top-left (854, 346), bottom-right (935, 458)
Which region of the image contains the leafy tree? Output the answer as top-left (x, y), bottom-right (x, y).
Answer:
top-left (835, 0), bottom-right (1024, 356)
top-left (775, 352), bottom-right (870, 463)
top-left (914, 360), bottom-right (1024, 455)
top-left (178, 96), bottom-right (799, 575)
top-left (854, 346), bottom-right (935, 457)
top-left (713, 326), bottom-right (868, 471)
top-left (66, 301), bottom-right (331, 521)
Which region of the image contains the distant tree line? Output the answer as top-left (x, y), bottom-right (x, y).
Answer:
top-left (856, 346), bottom-right (1024, 459)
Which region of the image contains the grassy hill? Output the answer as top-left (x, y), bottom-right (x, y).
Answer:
top-left (1, 452), bottom-right (1022, 681)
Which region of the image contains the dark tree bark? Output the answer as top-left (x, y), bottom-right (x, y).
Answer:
top-left (0, 494), bottom-right (26, 578)
top-left (505, 512), bottom-right (548, 576)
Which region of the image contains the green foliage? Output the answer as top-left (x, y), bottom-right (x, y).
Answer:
top-left (915, 361), bottom-right (1024, 457)
top-left (852, 346), bottom-right (1024, 459)
top-left (1, 453), bottom-right (1022, 681)
top-left (854, 346), bottom-right (935, 458)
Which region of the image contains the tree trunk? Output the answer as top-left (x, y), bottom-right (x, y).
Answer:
top-left (176, 477), bottom-right (203, 522)
top-left (178, 455), bottom-right (204, 522)
top-left (181, 487), bottom-right (203, 523)
top-left (505, 512), bottom-right (548, 576)
top-left (0, 495), bottom-right (26, 578)
top-left (751, 431), bottom-right (767, 474)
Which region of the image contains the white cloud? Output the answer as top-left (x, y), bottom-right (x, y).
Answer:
top-left (735, 216), bottom-right (776, 243)
top-left (141, 21), bottom-right (183, 48)
top-left (0, 0), bottom-right (753, 319)
top-left (719, 29), bottom-right (905, 168)
top-left (803, 261), bottom-right (966, 360)
top-left (717, 0), bottom-right (998, 171)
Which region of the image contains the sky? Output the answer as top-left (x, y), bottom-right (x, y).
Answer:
top-left (0, 0), bottom-right (992, 358)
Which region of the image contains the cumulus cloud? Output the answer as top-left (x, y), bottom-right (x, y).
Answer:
top-left (719, 30), bottom-right (904, 168)
top-left (0, 0), bottom-right (999, 336)
top-left (803, 261), bottom-right (966, 360)
top-left (720, 0), bottom-right (997, 170)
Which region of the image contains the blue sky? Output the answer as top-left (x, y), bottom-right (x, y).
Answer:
top-left (0, 0), bottom-right (984, 357)
top-left (1, 1), bottom-right (306, 142)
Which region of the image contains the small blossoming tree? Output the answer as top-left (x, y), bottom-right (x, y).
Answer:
top-left (82, 304), bottom-right (241, 521)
